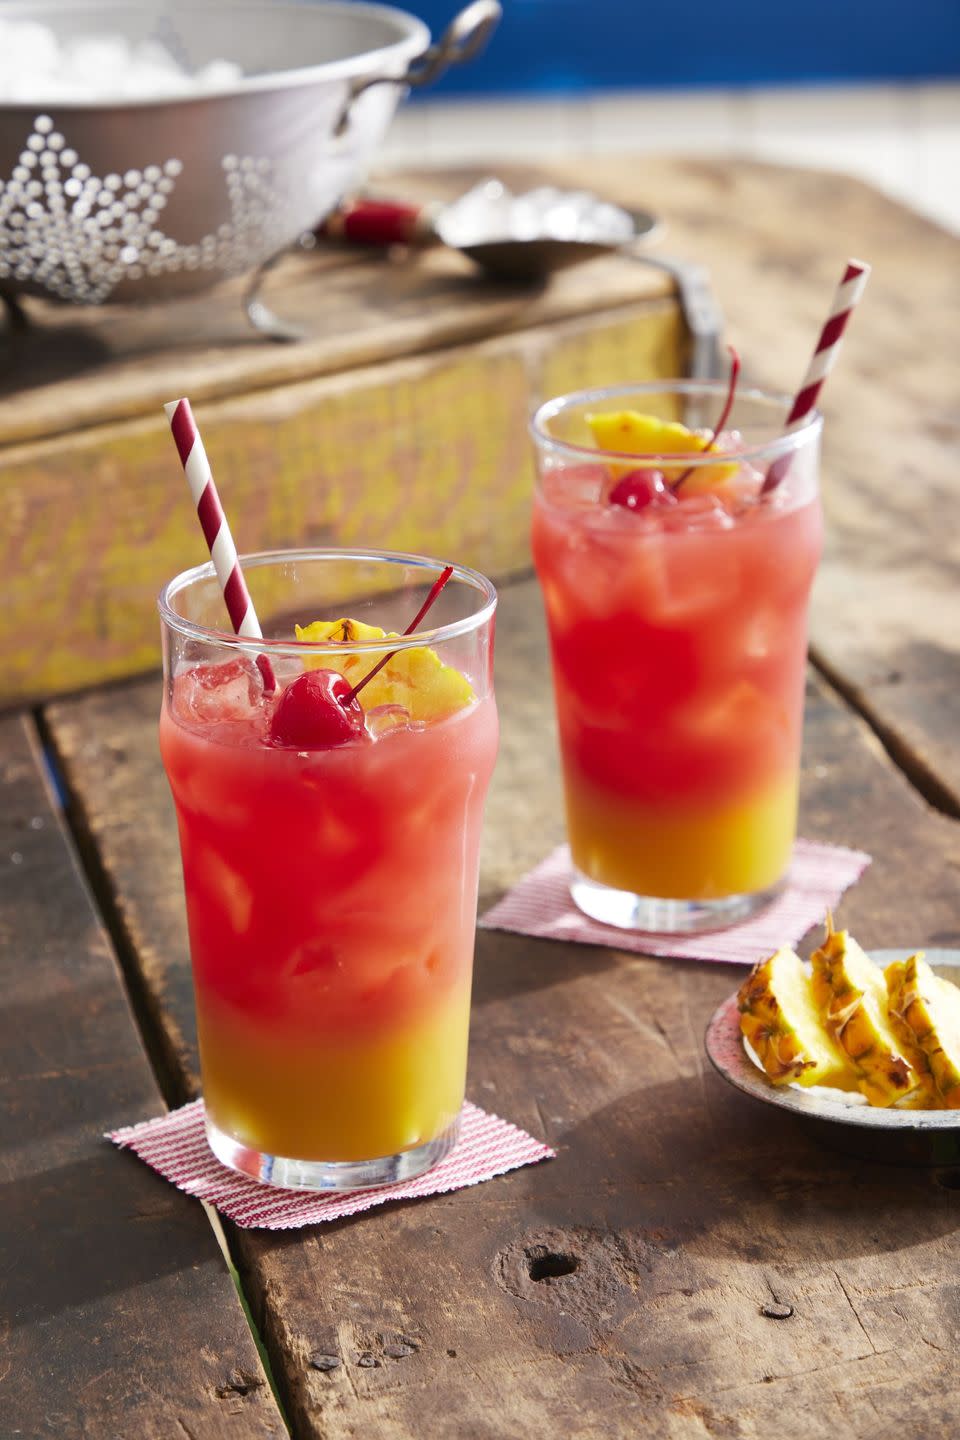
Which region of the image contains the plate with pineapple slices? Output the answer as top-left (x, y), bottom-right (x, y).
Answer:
top-left (705, 924), bottom-right (960, 1161)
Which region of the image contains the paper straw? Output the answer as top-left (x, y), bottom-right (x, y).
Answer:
top-left (762, 258), bottom-right (870, 494)
top-left (164, 397), bottom-right (276, 692)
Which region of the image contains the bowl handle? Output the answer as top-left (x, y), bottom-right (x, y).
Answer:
top-left (336, 0), bottom-right (501, 134)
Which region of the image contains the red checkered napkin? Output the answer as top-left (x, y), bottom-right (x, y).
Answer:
top-left (481, 839), bottom-right (870, 965)
top-left (108, 1100), bottom-right (554, 1230)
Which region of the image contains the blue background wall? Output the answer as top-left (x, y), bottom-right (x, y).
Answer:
top-left (404, 0), bottom-right (960, 96)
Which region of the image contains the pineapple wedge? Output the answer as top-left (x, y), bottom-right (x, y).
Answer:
top-left (882, 958), bottom-right (940, 1107)
top-left (295, 617), bottom-right (475, 723)
top-left (886, 955), bottom-right (960, 1109)
top-left (585, 410), bottom-right (739, 487)
top-left (810, 922), bottom-right (919, 1107)
top-left (738, 946), bottom-right (860, 1089)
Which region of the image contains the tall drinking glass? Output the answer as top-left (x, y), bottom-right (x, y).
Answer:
top-left (531, 383), bottom-right (822, 934)
top-left (159, 549), bottom-right (498, 1190)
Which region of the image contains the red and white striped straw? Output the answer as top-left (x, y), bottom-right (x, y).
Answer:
top-left (762, 258), bottom-right (870, 494)
top-left (164, 397), bottom-right (275, 691)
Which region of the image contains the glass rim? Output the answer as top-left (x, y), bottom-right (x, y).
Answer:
top-left (530, 380), bottom-right (822, 468)
top-left (157, 546), bottom-right (498, 655)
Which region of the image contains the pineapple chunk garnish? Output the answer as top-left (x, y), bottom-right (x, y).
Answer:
top-left (295, 617), bottom-right (475, 723)
top-left (738, 946), bottom-right (860, 1090)
top-left (585, 410), bottom-right (739, 488)
top-left (886, 954), bottom-right (960, 1109)
top-left (810, 921), bottom-right (920, 1107)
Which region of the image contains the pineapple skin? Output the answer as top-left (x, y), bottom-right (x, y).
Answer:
top-left (886, 955), bottom-right (960, 1109)
top-left (810, 929), bottom-right (918, 1108)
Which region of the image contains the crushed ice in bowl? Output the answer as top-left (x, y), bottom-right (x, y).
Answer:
top-left (0, 17), bottom-right (243, 101)
top-left (439, 179), bottom-right (637, 249)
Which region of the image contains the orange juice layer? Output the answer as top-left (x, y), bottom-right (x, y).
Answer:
top-left (199, 983), bottom-right (471, 1162)
top-left (565, 773), bottom-right (798, 899)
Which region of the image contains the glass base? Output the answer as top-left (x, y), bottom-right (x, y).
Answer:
top-left (570, 866), bottom-right (785, 935)
top-left (205, 1112), bottom-right (460, 1192)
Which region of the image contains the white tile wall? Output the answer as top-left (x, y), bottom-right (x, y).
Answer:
top-left (380, 83), bottom-right (960, 233)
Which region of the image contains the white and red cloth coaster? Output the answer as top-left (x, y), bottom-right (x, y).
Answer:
top-left (109, 1099), bottom-right (554, 1230)
top-left (481, 839), bottom-right (870, 965)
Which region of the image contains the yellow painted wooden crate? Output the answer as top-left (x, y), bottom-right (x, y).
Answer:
top-left (1, 187), bottom-right (685, 706)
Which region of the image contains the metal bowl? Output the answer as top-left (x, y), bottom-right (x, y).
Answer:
top-left (0, 0), bottom-right (498, 308)
top-left (705, 950), bottom-right (960, 1165)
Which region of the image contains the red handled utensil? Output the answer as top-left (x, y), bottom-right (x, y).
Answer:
top-left (317, 181), bottom-right (723, 378)
top-left (318, 179), bottom-right (661, 283)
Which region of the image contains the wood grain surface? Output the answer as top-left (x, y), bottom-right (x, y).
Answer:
top-left (45, 576), bottom-right (960, 1439)
top-left (0, 715), bottom-right (285, 1438)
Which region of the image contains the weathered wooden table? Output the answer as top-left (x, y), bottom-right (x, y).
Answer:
top-left (3, 158), bottom-right (959, 1439)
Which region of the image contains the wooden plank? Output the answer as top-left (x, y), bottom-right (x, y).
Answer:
top-left (47, 681), bottom-right (200, 1096)
top-left (1, 297), bottom-right (683, 708)
top-left (0, 713), bottom-right (285, 1438)
top-left (46, 576), bottom-right (960, 1438)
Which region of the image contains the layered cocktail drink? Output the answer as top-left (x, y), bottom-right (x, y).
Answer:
top-left (531, 382), bottom-right (822, 933)
top-left (159, 550), bottom-right (498, 1189)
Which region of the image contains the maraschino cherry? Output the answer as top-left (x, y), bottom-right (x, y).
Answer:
top-left (270, 669), bottom-right (364, 749)
top-left (608, 467), bottom-right (678, 511)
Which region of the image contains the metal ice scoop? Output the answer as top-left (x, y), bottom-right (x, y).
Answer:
top-left (321, 179), bottom-right (722, 378)
top-left (323, 178), bottom-right (658, 279)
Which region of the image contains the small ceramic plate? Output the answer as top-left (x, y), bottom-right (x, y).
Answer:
top-left (705, 950), bottom-right (960, 1139)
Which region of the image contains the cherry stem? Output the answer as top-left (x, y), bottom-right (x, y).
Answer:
top-left (343, 564), bottom-right (455, 705)
top-left (672, 345), bottom-right (741, 492)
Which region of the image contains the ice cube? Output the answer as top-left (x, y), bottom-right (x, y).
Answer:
top-left (285, 939), bottom-right (341, 979)
top-left (739, 609), bottom-right (787, 663)
top-left (175, 657), bottom-right (264, 724)
top-left (661, 493), bottom-right (734, 533)
top-left (540, 463), bottom-right (605, 511)
top-left (679, 681), bottom-right (774, 742)
top-left (539, 576), bottom-right (579, 635)
top-left (199, 849), bottom-right (253, 934)
top-left (365, 703), bottom-right (412, 739)
top-left (640, 526), bottom-right (741, 626)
